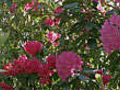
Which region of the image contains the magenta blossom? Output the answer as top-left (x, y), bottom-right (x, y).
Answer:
top-left (46, 31), bottom-right (61, 46)
top-left (55, 17), bottom-right (61, 25)
top-left (46, 31), bottom-right (61, 43)
top-left (100, 14), bottom-right (120, 54)
top-left (24, 58), bottom-right (40, 74)
top-left (24, 41), bottom-right (42, 56)
top-left (102, 74), bottom-right (112, 85)
top-left (91, 0), bottom-right (104, 2)
top-left (13, 55), bottom-right (28, 75)
top-left (56, 51), bottom-right (83, 81)
top-left (38, 64), bottom-right (54, 85)
top-left (47, 55), bottom-right (56, 69)
top-left (80, 9), bottom-right (86, 12)
top-left (95, 70), bottom-right (103, 75)
top-left (10, 3), bottom-right (16, 13)
top-left (52, 41), bottom-right (60, 46)
top-left (115, 0), bottom-right (120, 3)
top-left (25, 2), bottom-right (34, 11)
top-left (0, 83), bottom-right (13, 90)
top-left (97, 4), bottom-right (105, 12)
top-left (25, 0), bottom-right (39, 11)
top-left (54, 8), bottom-right (64, 14)
top-left (44, 18), bottom-right (55, 27)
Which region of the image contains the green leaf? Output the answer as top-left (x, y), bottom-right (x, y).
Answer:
top-left (6, 0), bottom-right (12, 7)
top-left (106, 10), bottom-right (116, 15)
top-left (70, 8), bottom-right (82, 12)
top-left (0, 87), bottom-right (3, 90)
top-left (78, 16), bottom-right (84, 23)
top-left (0, 31), bottom-right (10, 46)
top-left (64, 2), bottom-right (79, 8)
top-left (85, 23), bottom-right (95, 31)
top-left (0, 0), bottom-right (5, 2)
top-left (95, 74), bottom-right (104, 89)
top-left (83, 70), bottom-right (95, 73)
top-left (88, 38), bottom-right (97, 49)
top-left (79, 75), bottom-right (89, 82)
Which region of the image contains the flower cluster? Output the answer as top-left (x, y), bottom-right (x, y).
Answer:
top-left (24, 41), bottom-right (42, 56)
top-left (54, 8), bottom-right (64, 14)
top-left (1, 41), bottom-right (56, 85)
top-left (3, 55), bottom-right (40, 76)
top-left (91, 0), bottom-right (104, 2)
top-left (38, 64), bottom-right (54, 85)
top-left (0, 83), bottom-right (13, 90)
top-left (115, 0), bottom-right (120, 3)
top-left (44, 8), bottom-right (63, 27)
top-left (56, 51), bottom-right (83, 81)
top-left (100, 14), bottom-right (120, 54)
top-left (46, 31), bottom-right (61, 46)
top-left (46, 55), bottom-right (56, 69)
top-left (10, 4), bottom-right (16, 13)
top-left (44, 17), bottom-right (61, 27)
top-left (3, 57), bottom-right (54, 85)
top-left (102, 74), bottom-right (112, 85)
top-left (25, 0), bottom-right (39, 11)
top-left (44, 18), bottom-right (55, 27)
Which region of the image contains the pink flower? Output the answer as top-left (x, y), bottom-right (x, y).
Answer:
top-left (3, 55), bottom-right (44, 76)
top-left (3, 55), bottom-right (28, 76)
top-left (102, 74), bottom-right (112, 85)
top-left (10, 3), bottom-right (16, 13)
top-left (100, 14), bottom-right (120, 54)
top-left (0, 83), bottom-right (13, 90)
top-left (80, 9), bottom-right (86, 13)
top-left (25, 1), bottom-right (39, 11)
top-left (25, 2), bottom-right (34, 11)
top-left (44, 18), bottom-right (55, 27)
top-left (97, 4), bottom-right (105, 12)
top-left (55, 17), bottom-right (61, 25)
top-left (24, 41), bottom-right (42, 56)
top-left (54, 8), bottom-right (64, 14)
top-left (47, 55), bottom-right (56, 69)
top-left (13, 55), bottom-right (28, 75)
top-left (56, 51), bottom-right (83, 81)
top-left (38, 64), bottom-right (54, 78)
top-left (91, 0), bottom-right (104, 2)
top-left (52, 41), bottom-right (60, 46)
top-left (95, 70), bottom-right (103, 75)
top-left (24, 58), bottom-right (40, 74)
top-left (72, 36), bottom-right (75, 40)
top-left (86, 62), bottom-right (92, 68)
top-left (4, 63), bottom-right (16, 76)
top-left (46, 31), bottom-right (61, 46)
top-left (38, 64), bottom-right (54, 85)
top-left (46, 31), bottom-right (61, 43)
top-left (115, 0), bottom-right (120, 3)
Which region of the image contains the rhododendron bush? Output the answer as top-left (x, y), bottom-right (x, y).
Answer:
top-left (1, 0), bottom-right (120, 89)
